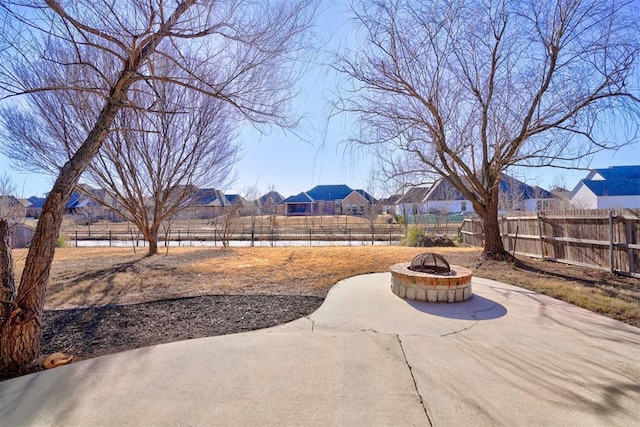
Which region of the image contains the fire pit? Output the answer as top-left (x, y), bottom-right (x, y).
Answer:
top-left (390, 252), bottom-right (472, 303)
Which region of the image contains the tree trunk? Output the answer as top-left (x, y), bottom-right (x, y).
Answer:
top-left (481, 194), bottom-right (509, 260)
top-left (0, 219), bottom-right (15, 330)
top-left (0, 96), bottom-right (125, 369)
top-left (0, 1), bottom-right (198, 370)
top-left (142, 226), bottom-right (159, 256)
top-left (147, 234), bottom-right (158, 256)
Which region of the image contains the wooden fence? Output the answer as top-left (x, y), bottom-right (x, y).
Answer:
top-left (460, 209), bottom-right (640, 278)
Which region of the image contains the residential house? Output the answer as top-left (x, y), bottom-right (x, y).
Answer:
top-left (257, 191), bottom-right (284, 216)
top-left (397, 175), bottom-right (554, 216)
top-left (282, 185), bottom-right (376, 216)
top-left (396, 187), bottom-right (432, 220)
top-left (25, 196), bottom-right (46, 218)
top-left (185, 188), bottom-right (230, 218)
top-left (343, 189), bottom-right (376, 216)
top-left (225, 194), bottom-right (255, 216)
top-left (67, 185), bottom-right (120, 221)
top-left (569, 165), bottom-right (640, 209)
top-left (0, 195), bottom-right (26, 221)
top-left (378, 194), bottom-right (401, 215)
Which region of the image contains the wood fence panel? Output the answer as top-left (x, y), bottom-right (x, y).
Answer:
top-left (462, 209), bottom-right (640, 277)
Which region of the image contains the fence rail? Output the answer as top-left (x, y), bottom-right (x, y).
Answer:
top-left (68, 226), bottom-right (408, 248)
top-left (460, 209), bottom-right (640, 278)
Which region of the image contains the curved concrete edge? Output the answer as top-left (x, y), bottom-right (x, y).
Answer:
top-left (0, 273), bottom-right (638, 427)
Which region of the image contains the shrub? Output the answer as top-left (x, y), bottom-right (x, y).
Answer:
top-left (56, 235), bottom-right (67, 248)
top-left (403, 227), bottom-right (422, 247)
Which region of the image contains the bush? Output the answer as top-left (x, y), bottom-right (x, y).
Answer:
top-left (418, 234), bottom-right (455, 247)
top-left (56, 235), bottom-right (67, 248)
top-left (403, 227), bottom-right (422, 247)
top-left (404, 228), bottom-right (457, 247)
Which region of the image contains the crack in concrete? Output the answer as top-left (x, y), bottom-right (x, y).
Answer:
top-left (439, 321), bottom-right (478, 337)
top-left (396, 334), bottom-right (433, 426)
top-left (439, 301), bottom-right (503, 337)
top-left (440, 311), bottom-right (480, 337)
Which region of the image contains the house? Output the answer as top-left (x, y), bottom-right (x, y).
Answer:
top-left (0, 195), bottom-right (26, 221)
top-left (569, 165), bottom-right (640, 209)
top-left (378, 194), bottom-right (401, 215)
top-left (185, 188), bottom-right (230, 218)
top-left (225, 194), bottom-right (255, 215)
top-left (396, 187), bottom-right (432, 219)
top-left (25, 196), bottom-right (46, 218)
top-left (257, 191), bottom-right (284, 216)
top-left (397, 175), bottom-right (554, 216)
top-left (343, 189), bottom-right (376, 216)
top-left (66, 185), bottom-right (120, 221)
top-left (282, 185), bottom-right (376, 216)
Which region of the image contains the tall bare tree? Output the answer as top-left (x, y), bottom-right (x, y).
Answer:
top-left (88, 80), bottom-right (238, 255)
top-left (0, 0), bottom-right (316, 370)
top-left (338, 0), bottom-right (640, 258)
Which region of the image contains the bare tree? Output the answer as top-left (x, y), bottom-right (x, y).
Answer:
top-left (0, 0), bottom-right (316, 370)
top-left (89, 80), bottom-right (238, 255)
top-left (0, 174), bottom-right (24, 229)
top-left (215, 195), bottom-right (241, 248)
top-left (338, 0), bottom-right (640, 259)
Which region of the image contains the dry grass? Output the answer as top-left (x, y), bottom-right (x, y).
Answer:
top-left (10, 245), bottom-right (639, 327)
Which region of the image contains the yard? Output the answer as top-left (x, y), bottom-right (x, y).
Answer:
top-left (3, 244), bottom-right (638, 380)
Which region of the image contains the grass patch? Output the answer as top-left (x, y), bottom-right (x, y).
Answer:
top-left (9, 246), bottom-right (639, 327)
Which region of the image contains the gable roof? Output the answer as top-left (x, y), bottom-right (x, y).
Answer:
top-left (425, 179), bottom-right (465, 201)
top-left (593, 165), bottom-right (640, 180)
top-left (283, 192), bottom-right (314, 204)
top-left (379, 194), bottom-right (401, 205)
top-left (424, 175), bottom-right (553, 202)
top-left (191, 188), bottom-right (227, 206)
top-left (582, 179), bottom-right (640, 197)
top-left (27, 196), bottom-right (46, 208)
top-left (398, 187), bottom-right (431, 204)
top-left (66, 192), bottom-right (83, 209)
top-left (258, 191), bottom-right (284, 206)
top-left (353, 189), bottom-right (376, 203)
top-left (499, 175), bottom-right (553, 199)
top-left (306, 185), bottom-right (353, 201)
top-left (571, 165), bottom-right (640, 198)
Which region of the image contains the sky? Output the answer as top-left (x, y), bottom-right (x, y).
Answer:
top-left (1, 1), bottom-right (639, 200)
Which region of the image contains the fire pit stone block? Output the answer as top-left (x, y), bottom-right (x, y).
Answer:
top-left (390, 262), bottom-right (472, 303)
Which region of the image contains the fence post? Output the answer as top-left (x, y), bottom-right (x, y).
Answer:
top-left (75, 230), bottom-right (78, 247)
top-left (609, 210), bottom-right (614, 273)
top-left (109, 230), bottom-right (112, 247)
top-left (537, 212), bottom-right (545, 260)
top-left (178, 230), bottom-right (181, 247)
top-left (309, 228), bottom-right (312, 246)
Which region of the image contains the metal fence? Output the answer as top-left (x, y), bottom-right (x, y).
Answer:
top-left (460, 209), bottom-right (640, 277)
top-left (68, 226), bottom-right (408, 248)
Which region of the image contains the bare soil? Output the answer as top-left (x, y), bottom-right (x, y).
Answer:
top-left (2, 245), bottom-right (638, 381)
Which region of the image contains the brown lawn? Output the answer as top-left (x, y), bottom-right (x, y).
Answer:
top-left (10, 245), bottom-right (640, 327)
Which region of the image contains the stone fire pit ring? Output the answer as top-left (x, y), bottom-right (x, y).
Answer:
top-left (390, 262), bottom-right (473, 303)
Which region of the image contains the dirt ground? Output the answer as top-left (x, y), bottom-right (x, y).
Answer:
top-left (2, 245), bottom-right (638, 381)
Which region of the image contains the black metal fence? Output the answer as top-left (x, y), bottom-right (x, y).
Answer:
top-left (68, 226), bottom-right (408, 247)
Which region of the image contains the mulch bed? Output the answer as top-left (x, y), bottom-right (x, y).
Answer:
top-left (1, 294), bottom-right (323, 381)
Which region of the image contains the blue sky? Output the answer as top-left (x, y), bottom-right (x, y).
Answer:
top-left (1, 1), bottom-right (638, 199)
